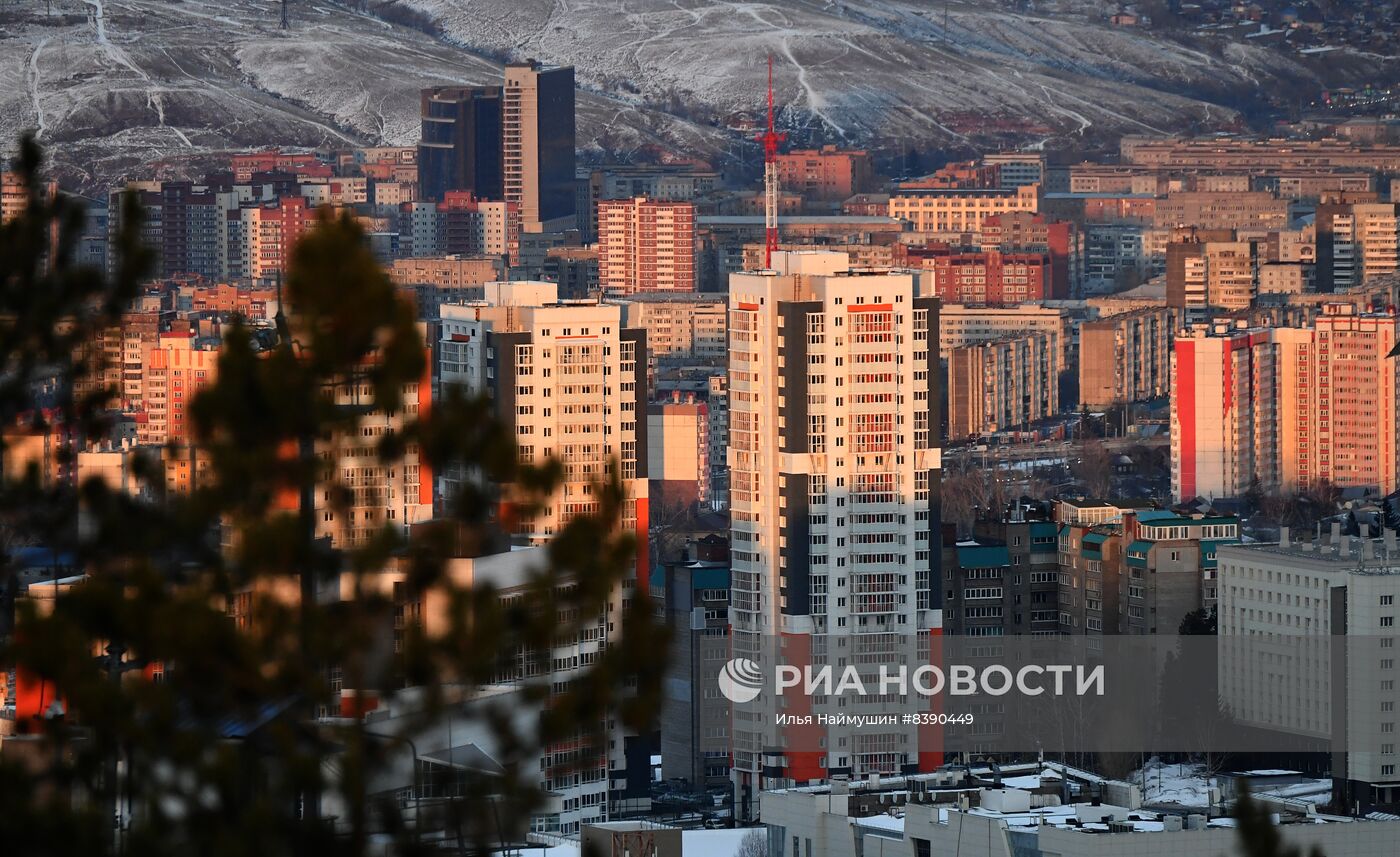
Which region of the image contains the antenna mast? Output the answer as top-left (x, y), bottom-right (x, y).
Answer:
top-left (757, 55), bottom-right (786, 270)
top-left (280, 0), bottom-right (290, 29)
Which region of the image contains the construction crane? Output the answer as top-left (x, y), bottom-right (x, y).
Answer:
top-left (756, 55), bottom-right (786, 270)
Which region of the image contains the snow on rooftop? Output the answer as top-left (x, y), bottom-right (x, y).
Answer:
top-left (853, 814), bottom-right (906, 834)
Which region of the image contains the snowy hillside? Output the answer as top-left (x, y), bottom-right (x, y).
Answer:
top-left (0, 0), bottom-right (1384, 190)
top-left (0, 0), bottom-right (727, 190)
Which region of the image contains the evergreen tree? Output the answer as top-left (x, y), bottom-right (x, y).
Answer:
top-left (0, 134), bottom-right (668, 856)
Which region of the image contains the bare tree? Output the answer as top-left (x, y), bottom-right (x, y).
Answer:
top-left (736, 828), bottom-right (768, 857)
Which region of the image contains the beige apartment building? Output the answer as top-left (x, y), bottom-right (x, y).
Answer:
top-left (615, 292), bottom-right (726, 363)
top-left (935, 303), bottom-right (1068, 369)
top-left (438, 281), bottom-right (648, 550)
top-left (1154, 190), bottom-right (1289, 232)
top-left (387, 255), bottom-right (503, 289)
top-left (1166, 232), bottom-right (1259, 310)
top-left (887, 184), bottom-right (1038, 233)
top-left (1079, 306), bottom-right (1179, 409)
top-left (1275, 304), bottom-right (1400, 493)
top-left (1121, 136), bottom-right (1400, 173)
top-left (947, 334), bottom-right (1058, 440)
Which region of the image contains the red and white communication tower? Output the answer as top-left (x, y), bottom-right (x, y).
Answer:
top-left (756, 55), bottom-right (786, 269)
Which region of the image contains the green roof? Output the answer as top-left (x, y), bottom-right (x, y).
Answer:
top-left (1198, 539), bottom-right (1239, 570)
top-left (690, 566), bottom-right (731, 590)
top-left (1126, 540), bottom-right (1153, 568)
top-left (957, 545), bottom-right (1011, 569)
top-left (1030, 521), bottom-right (1059, 539)
top-left (1082, 533), bottom-right (1109, 558)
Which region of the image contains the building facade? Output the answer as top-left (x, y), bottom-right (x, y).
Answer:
top-left (598, 197), bottom-right (697, 295)
top-left (437, 282), bottom-right (648, 569)
top-left (502, 61), bottom-right (576, 233)
top-left (947, 334), bottom-right (1058, 440)
top-left (727, 251), bottom-right (942, 815)
top-left (1079, 306), bottom-right (1179, 409)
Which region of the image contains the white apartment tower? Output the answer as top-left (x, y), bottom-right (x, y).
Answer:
top-left (727, 251), bottom-right (943, 817)
top-left (437, 282), bottom-right (649, 563)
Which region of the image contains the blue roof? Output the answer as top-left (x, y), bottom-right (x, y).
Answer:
top-left (957, 545), bottom-right (1010, 569)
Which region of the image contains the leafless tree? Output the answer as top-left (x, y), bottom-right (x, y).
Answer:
top-left (736, 828), bottom-right (768, 857)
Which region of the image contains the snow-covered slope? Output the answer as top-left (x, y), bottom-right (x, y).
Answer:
top-left (0, 0), bottom-right (728, 190)
top-left (0, 0), bottom-right (1385, 191)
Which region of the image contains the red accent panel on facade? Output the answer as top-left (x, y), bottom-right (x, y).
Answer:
top-left (1177, 341), bottom-right (1197, 500)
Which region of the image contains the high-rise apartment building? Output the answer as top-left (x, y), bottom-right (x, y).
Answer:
top-left (437, 282), bottom-right (648, 571)
top-left (502, 61), bottom-right (576, 233)
top-left (654, 535), bottom-right (732, 790)
top-left (647, 396), bottom-right (710, 508)
top-left (727, 251), bottom-right (941, 814)
top-left (597, 197), bottom-right (697, 295)
top-left (1, 170), bottom-right (27, 223)
top-left (1170, 324), bottom-right (1277, 501)
top-left (1079, 306), bottom-right (1180, 409)
top-left (417, 86), bottom-right (504, 203)
top-left (1318, 202), bottom-right (1400, 291)
top-left (137, 328), bottom-right (220, 448)
top-left (1278, 305), bottom-right (1400, 493)
top-left (227, 196), bottom-right (311, 282)
top-left (1171, 306), bottom-right (1400, 501)
top-left (947, 334), bottom-right (1057, 440)
top-left (439, 192), bottom-right (520, 262)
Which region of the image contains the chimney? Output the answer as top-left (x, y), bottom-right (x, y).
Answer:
top-left (1331, 522), bottom-right (1342, 546)
top-left (1386, 528), bottom-right (1397, 555)
top-left (1279, 526), bottom-right (1290, 546)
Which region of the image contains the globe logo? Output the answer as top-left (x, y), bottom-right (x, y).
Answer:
top-left (717, 657), bottom-right (764, 703)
